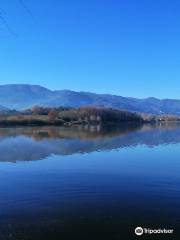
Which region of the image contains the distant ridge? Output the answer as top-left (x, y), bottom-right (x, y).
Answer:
top-left (0, 105), bottom-right (8, 111)
top-left (0, 84), bottom-right (180, 115)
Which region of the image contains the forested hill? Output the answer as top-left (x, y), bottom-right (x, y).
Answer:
top-left (1, 84), bottom-right (180, 115)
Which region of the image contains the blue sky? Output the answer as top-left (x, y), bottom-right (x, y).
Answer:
top-left (0, 0), bottom-right (180, 98)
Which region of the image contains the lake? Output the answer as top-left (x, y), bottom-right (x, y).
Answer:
top-left (0, 124), bottom-right (180, 239)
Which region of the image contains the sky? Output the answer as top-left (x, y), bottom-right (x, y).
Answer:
top-left (0, 0), bottom-right (180, 99)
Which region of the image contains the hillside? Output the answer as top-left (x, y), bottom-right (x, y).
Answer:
top-left (0, 84), bottom-right (52, 110)
top-left (0, 105), bottom-right (8, 111)
top-left (1, 84), bottom-right (180, 115)
top-left (0, 107), bottom-right (143, 126)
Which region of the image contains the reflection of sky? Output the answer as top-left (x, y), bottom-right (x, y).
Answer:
top-left (0, 144), bottom-right (180, 220)
top-left (0, 126), bottom-right (180, 240)
top-left (1, 126), bottom-right (180, 162)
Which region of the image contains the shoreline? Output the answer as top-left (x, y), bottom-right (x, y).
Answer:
top-left (0, 119), bottom-right (180, 127)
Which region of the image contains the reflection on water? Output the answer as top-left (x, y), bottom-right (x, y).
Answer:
top-left (0, 124), bottom-right (180, 239)
top-left (0, 123), bottom-right (180, 162)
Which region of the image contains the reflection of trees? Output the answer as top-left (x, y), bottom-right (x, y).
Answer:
top-left (0, 123), bottom-right (180, 162)
top-left (0, 124), bottom-right (142, 141)
top-left (0, 123), bottom-right (180, 141)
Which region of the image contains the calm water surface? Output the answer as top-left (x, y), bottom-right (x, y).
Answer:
top-left (0, 124), bottom-right (180, 239)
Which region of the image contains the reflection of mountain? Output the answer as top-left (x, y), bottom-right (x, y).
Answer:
top-left (1, 124), bottom-right (180, 162)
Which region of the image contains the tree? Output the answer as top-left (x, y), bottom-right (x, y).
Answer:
top-left (48, 109), bottom-right (59, 121)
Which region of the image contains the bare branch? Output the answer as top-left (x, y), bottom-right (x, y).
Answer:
top-left (18, 0), bottom-right (34, 18)
top-left (0, 12), bottom-right (17, 37)
top-left (0, 0), bottom-right (33, 36)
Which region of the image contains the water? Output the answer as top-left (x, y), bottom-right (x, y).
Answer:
top-left (0, 124), bottom-right (180, 239)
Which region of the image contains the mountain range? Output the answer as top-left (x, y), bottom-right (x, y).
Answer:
top-left (1, 84), bottom-right (180, 115)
